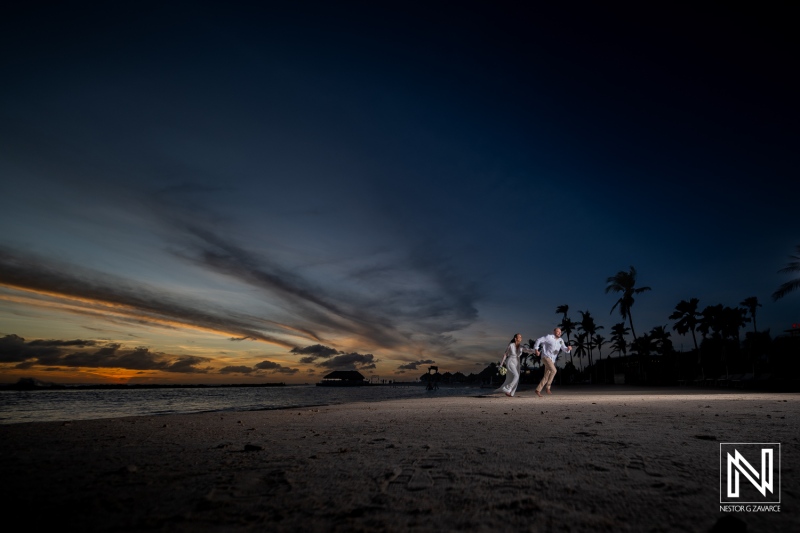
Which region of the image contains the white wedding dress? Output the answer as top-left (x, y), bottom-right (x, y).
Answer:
top-left (496, 343), bottom-right (533, 397)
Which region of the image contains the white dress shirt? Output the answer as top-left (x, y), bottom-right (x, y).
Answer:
top-left (534, 334), bottom-right (569, 362)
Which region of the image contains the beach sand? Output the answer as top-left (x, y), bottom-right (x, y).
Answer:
top-left (1, 386), bottom-right (797, 532)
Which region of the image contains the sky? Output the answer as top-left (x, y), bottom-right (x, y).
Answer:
top-left (0, 2), bottom-right (797, 385)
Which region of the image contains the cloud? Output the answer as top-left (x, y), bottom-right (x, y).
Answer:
top-left (161, 221), bottom-right (482, 354)
top-left (254, 360), bottom-right (282, 370)
top-left (288, 344), bottom-right (375, 370)
top-left (0, 334), bottom-right (211, 373)
top-left (317, 352), bottom-right (377, 370)
top-left (219, 365), bottom-right (254, 374)
top-left (27, 339), bottom-right (98, 347)
top-left (397, 359), bottom-right (436, 370)
top-left (0, 334), bottom-right (65, 362)
top-left (171, 226), bottom-right (398, 343)
top-left (166, 356), bottom-right (210, 373)
top-left (218, 360), bottom-right (299, 375)
top-left (291, 344), bottom-right (341, 362)
top-left (0, 246), bottom-right (302, 349)
top-left (254, 360), bottom-right (299, 374)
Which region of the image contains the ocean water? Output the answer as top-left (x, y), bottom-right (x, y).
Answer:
top-left (0, 384), bottom-right (486, 425)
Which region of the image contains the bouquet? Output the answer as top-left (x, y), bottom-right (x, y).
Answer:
top-left (498, 363), bottom-right (507, 376)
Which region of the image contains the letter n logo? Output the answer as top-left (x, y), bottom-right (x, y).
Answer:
top-left (720, 443), bottom-right (780, 504)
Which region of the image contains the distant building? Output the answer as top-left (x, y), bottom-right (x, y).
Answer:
top-left (316, 370), bottom-right (368, 386)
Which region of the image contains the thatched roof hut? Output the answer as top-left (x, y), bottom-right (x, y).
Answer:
top-left (316, 370), bottom-right (368, 386)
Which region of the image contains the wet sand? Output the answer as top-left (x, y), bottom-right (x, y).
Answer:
top-left (1, 386), bottom-right (797, 532)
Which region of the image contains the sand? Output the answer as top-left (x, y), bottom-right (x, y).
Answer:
top-left (1, 386), bottom-right (797, 532)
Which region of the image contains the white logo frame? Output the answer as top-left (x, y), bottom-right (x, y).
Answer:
top-left (720, 443), bottom-right (781, 504)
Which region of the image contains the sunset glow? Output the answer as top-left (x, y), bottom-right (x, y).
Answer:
top-left (1, 3), bottom-right (795, 386)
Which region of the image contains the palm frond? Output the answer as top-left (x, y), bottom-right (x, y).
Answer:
top-left (772, 279), bottom-right (800, 301)
top-left (777, 262), bottom-right (800, 274)
top-left (773, 245), bottom-right (800, 299)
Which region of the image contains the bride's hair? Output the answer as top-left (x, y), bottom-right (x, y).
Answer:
top-left (509, 333), bottom-right (521, 344)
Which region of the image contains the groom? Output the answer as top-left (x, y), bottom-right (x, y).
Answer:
top-left (533, 327), bottom-right (571, 397)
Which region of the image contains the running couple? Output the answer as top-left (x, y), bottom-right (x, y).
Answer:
top-left (497, 327), bottom-right (572, 398)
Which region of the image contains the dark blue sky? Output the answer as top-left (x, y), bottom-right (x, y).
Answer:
top-left (0, 2), bottom-right (796, 383)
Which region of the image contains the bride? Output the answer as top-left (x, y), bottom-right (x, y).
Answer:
top-left (497, 333), bottom-right (535, 397)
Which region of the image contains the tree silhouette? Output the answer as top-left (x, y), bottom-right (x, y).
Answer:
top-left (669, 298), bottom-right (702, 362)
top-left (649, 325), bottom-right (673, 355)
top-left (519, 353), bottom-right (531, 377)
top-left (556, 305), bottom-right (575, 365)
top-left (698, 304), bottom-right (746, 342)
top-left (725, 306), bottom-right (749, 344)
top-left (631, 332), bottom-right (654, 357)
top-left (556, 304), bottom-right (569, 329)
top-left (630, 331), bottom-right (654, 380)
top-left (739, 296), bottom-right (761, 335)
top-left (594, 334), bottom-right (607, 383)
top-left (609, 322), bottom-right (630, 357)
top-left (524, 339), bottom-right (538, 371)
top-left (697, 304), bottom-right (724, 341)
top-left (572, 332), bottom-right (588, 372)
top-left (772, 244), bottom-right (800, 300)
top-left (577, 309), bottom-right (603, 372)
top-left (605, 266), bottom-right (651, 340)
top-left (697, 304), bottom-right (748, 375)
top-left (519, 340), bottom-right (535, 375)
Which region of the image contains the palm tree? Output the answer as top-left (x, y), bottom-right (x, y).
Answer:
top-left (739, 296), bottom-right (761, 335)
top-left (577, 310), bottom-right (603, 371)
top-left (772, 245), bottom-right (800, 300)
top-left (669, 298), bottom-right (702, 357)
top-left (698, 304), bottom-right (748, 375)
top-left (609, 322), bottom-right (630, 357)
top-left (698, 304), bottom-right (746, 343)
top-left (722, 306), bottom-right (749, 344)
top-left (630, 331), bottom-right (654, 380)
top-left (608, 322), bottom-right (630, 381)
top-left (555, 305), bottom-right (575, 365)
top-left (631, 332), bottom-right (654, 357)
top-left (556, 304), bottom-right (569, 329)
top-left (594, 334), bottom-right (607, 383)
top-left (526, 339), bottom-right (538, 368)
top-left (519, 352), bottom-right (531, 380)
top-left (649, 325), bottom-right (673, 355)
top-left (697, 304), bottom-right (724, 341)
top-left (605, 266), bottom-right (651, 340)
top-left (572, 332), bottom-right (588, 372)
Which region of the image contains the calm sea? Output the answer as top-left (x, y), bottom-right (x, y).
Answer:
top-left (0, 384), bottom-right (485, 425)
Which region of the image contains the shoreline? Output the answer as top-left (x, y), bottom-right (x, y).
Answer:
top-left (0, 382), bottom-right (485, 426)
top-left (1, 389), bottom-right (797, 532)
top-left (0, 383), bottom-right (786, 425)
